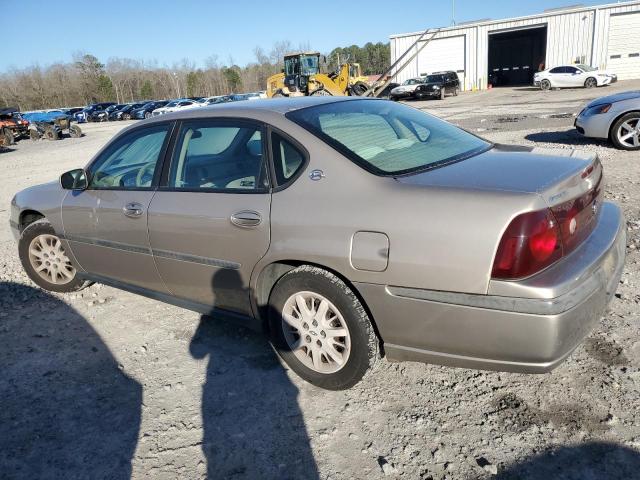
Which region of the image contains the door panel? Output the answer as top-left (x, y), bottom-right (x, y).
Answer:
top-left (61, 123), bottom-right (171, 292)
top-left (147, 119), bottom-right (271, 316)
top-left (62, 190), bottom-right (169, 292)
top-left (147, 192), bottom-right (270, 315)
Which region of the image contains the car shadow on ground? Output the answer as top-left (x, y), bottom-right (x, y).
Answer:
top-left (188, 268), bottom-right (319, 479)
top-left (493, 441), bottom-right (640, 479)
top-left (525, 129), bottom-right (611, 148)
top-left (0, 282), bottom-right (142, 479)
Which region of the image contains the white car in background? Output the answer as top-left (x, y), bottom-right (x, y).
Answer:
top-left (389, 78), bottom-right (425, 100)
top-left (534, 64), bottom-right (617, 90)
top-left (152, 99), bottom-right (200, 116)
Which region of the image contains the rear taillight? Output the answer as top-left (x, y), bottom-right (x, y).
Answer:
top-left (492, 209), bottom-right (562, 279)
top-left (492, 171), bottom-right (602, 280)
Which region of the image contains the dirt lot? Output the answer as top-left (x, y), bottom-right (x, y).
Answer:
top-left (1, 82), bottom-right (640, 480)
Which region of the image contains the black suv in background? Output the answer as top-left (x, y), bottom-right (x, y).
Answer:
top-left (414, 71), bottom-right (460, 100)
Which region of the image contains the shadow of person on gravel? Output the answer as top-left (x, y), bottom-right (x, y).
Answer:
top-left (493, 441), bottom-right (640, 479)
top-left (525, 130), bottom-right (611, 148)
top-left (190, 269), bottom-right (319, 480)
top-left (0, 281), bottom-right (141, 480)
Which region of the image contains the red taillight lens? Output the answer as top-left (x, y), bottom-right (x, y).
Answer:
top-left (492, 209), bottom-right (563, 279)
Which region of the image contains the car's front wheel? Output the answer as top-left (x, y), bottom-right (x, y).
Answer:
top-left (268, 265), bottom-right (379, 390)
top-left (540, 79), bottom-right (551, 90)
top-left (611, 112), bottom-right (640, 151)
top-left (18, 219), bottom-right (89, 293)
top-left (584, 77), bottom-right (598, 88)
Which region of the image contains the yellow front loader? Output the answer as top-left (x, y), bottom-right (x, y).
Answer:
top-left (266, 52), bottom-right (370, 98)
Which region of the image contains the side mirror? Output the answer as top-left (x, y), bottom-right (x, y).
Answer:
top-left (281, 68), bottom-right (285, 74)
top-left (60, 168), bottom-right (88, 190)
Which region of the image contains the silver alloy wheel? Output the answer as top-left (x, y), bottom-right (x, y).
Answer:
top-left (281, 291), bottom-right (351, 374)
top-left (28, 234), bottom-right (75, 285)
top-left (617, 117), bottom-right (640, 148)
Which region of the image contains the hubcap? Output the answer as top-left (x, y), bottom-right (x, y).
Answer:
top-left (28, 234), bottom-right (75, 285)
top-left (281, 291), bottom-right (351, 374)
top-left (617, 117), bottom-right (640, 148)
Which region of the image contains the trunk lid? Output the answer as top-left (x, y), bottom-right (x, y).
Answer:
top-left (396, 144), bottom-right (601, 207)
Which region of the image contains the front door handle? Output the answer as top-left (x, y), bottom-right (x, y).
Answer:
top-left (123, 202), bottom-right (144, 218)
top-left (230, 210), bottom-right (262, 228)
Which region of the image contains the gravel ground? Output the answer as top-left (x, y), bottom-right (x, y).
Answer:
top-left (1, 82), bottom-right (640, 480)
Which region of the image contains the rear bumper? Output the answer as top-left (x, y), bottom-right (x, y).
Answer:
top-left (355, 202), bottom-right (625, 373)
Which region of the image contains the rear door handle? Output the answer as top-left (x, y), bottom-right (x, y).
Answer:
top-left (123, 202), bottom-right (144, 218)
top-left (230, 210), bottom-right (262, 228)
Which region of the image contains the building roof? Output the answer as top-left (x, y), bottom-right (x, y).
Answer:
top-left (390, 0), bottom-right (640, 39)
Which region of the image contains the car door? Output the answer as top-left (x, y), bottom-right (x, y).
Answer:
top-left (147, 119), bottom-right (271, 317)
top-left (61, 122), bottom-right (173, 292)
top-left (565, 66), bottom-right (585, 87)
top-left (548, 67), bottom-right (567, 87)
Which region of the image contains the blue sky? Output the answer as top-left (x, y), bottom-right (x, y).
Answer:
top-left (3, 0), bottom-right (608, 71)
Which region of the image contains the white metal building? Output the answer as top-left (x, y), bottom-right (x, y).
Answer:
top-left (389, 1), bottom-right (640, 91)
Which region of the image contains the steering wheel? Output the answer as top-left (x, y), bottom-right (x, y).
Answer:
top-left (135, 161), bottom-right (155, 187)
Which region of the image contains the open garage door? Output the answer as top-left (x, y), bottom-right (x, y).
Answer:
top-left (416, 36), bottom-right (466, 89)
top-left (488, 26), bottom-right (547, 87)
top-left (607, 12), bottom-right (640, 80)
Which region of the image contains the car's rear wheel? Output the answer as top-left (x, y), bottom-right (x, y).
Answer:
top-left (453, 86), bottom-right (459, 96)
top-left (268, 265), bottom-right (379, 390)
top-left (584, 77), bottom-right (597, 88)
top-left (19, 219), bottom-right (90, 293)
top-left (611, 112), bottom-right (640, 150)
top-left (540, 79), bottom-right (551, 90)
top-left (69, 125), bottom-right (82, 138)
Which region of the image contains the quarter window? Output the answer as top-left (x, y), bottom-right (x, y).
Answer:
top-left (88, 124), bottom-right (170, 189)
top-left (168, 121), bottom-right (268, 191)
top-left (271, 133), bottom-right (305, 185)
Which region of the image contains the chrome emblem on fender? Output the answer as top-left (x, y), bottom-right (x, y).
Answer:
top-left (309, 169), bottom-right (325, 181)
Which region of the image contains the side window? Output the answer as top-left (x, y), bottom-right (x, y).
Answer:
top-left (568, 67), bottom-right (580, 74)
top-left (168, 121), bottom-right (268, 191)
top-left (88, 124), bottom-right (170, 189)
top-left (549, 67), bottom-right (565, 74)
top-left (271, 132), bottom-right (306, 185)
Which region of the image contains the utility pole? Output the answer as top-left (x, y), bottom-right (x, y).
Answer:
top-left (452, 0), bottom-right (456, 26)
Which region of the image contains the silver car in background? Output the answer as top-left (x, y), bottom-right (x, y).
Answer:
top-left (575, 90), bottom-right (640, 150)
top-left (10, 98), bottom-right (625, 390)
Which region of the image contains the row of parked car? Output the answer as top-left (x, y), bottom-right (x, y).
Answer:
top-left (70, 92), bottom-right (267, 124)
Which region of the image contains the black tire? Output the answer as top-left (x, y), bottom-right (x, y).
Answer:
top-left (453, 86), bottom-right (459, 96)
top-left (268, 265), bottom-right (379, 390)
top-left (390, 95), bottom-right (399, 101)
top-left (44, 126), bottom-right (58, 141)
top-left (610, 112), bottom-right (640, 151)
top-left (144, 111), bottom-right (151, 119)
top-left (69, 125), bottom-right (82, 138)
top-left (350, 81), bottom-right (369, 96)
top-left (2, 128), bottom-right (13, 146)
top-left (439, 87), bottom-right (446, 100)
top-left (540, 79), bottom-right (551, 91)
top-left (18, 219), bottom-right (90, 293)
top-left (584, 77), bottom-right (597, 89)
top-left (29, 129), bottom-right (41, 141)
top-left (272, 90), bottom-right (286, 98)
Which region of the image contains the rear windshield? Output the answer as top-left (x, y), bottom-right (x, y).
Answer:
top-left (286, 100), bottom-right (490, 176)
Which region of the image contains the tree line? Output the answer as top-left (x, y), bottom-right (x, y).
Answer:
top-left (0, 41), bottom-right (391, 111)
